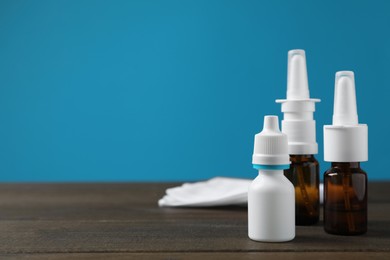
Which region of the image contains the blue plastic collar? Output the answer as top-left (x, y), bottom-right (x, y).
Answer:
top-left (253, 164), bottom-right (290, 170)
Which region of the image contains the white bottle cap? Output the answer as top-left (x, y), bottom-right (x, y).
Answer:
top-left (324, 71), bottom-right (368, 162)
top-left (276, 49), bottom-right (320, 155)
top-left (252, 116), bottom-right (290, 168)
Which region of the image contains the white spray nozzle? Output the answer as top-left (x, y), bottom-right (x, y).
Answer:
top-left (287, 49), bottom-right (310, 100)
top-left (324, 71), bottom-right (368, 162)
top-left (332, 71), bottom-right (358, 126)
top-left (275, 49), bottom-right (320, 155)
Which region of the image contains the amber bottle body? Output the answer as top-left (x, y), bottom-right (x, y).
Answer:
top-left (324, 162), bottom-right (367, 235)
top-left (284, 155), bottom-right (319, 225)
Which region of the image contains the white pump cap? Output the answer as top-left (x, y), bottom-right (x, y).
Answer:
top-left (252, 116), bottom-right (290, 166)
top-left (324, 71), bottom-right (368, 162)
top-left (276, 49), bottom-right (320, 155)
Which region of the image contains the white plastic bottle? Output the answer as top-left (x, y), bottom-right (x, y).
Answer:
top-left (248, 115), bottom-right (295, 242)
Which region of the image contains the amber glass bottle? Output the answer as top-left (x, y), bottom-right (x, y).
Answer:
top-left (324, 162), bottom-right (367, 235)
top-left (284, 154), bottom-right (319, 225)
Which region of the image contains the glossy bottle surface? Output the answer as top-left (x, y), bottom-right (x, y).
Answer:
top-left (324, 162), bottom-right (367, 235)
top-left (284, 155), bottom-right (319, 225)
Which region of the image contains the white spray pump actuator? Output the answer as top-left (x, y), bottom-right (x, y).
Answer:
top-left (248, 116), bottom-right (295, 242)
top-left (324, 71), bottom-right (368, 162)
top-left (276, 49), bottom-right (320, 155)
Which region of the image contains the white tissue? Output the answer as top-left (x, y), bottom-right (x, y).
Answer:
top-left (158, 177), bottom-right (324, 207)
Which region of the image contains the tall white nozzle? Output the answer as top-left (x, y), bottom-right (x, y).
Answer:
top-left (287, 49), bottom-right (310, 100)
top-left (332, 71), bottom-right (359, 126)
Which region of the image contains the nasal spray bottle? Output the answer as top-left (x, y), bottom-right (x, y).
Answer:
top-left (249, 115), bottom-right (295, 242)
top-left (323, 71), bottom-right (368, 235)
top-left (276, 50), bottom-right (321, 225)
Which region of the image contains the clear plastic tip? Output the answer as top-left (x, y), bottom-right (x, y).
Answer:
top-left (332, 71), bottom-right (359, 126)
top-left (263, 115), bottom-right (280, 132)
top-left (287, 49), bottom-right (310, 100)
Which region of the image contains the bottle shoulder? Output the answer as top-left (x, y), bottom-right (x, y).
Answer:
top-left (289, 155), bottom-right (319, 172)
top-left (250, 174), bottom-right (294, 194)
top-left (290, 154), bottom-right (319, 165)
top-left (324, 165), bottom-right (367, 176)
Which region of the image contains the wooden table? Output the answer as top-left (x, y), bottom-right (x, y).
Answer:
top-left (0, 182), bottom-right (389, 259)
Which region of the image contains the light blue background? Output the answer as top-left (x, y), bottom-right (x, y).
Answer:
top-left (0, 0), bottom-right (389, 181)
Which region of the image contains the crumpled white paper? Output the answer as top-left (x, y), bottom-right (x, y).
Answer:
top-left (158, 177), bottom-right (324, 207)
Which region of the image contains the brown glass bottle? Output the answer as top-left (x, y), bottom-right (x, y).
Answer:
top-left (284, 155), bottom-right (319, 225)
top-left (324, 162), bottom-right (367, 235)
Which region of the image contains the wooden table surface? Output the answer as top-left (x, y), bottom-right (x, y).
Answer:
top-left (0, 182), bottom-right (389, 259)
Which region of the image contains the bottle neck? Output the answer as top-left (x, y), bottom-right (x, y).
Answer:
top-left (290, 154), bottom-right (316, 163)
top-left (291, 154), bottom-right (315, 159)
top-left (331, 162), bottom-right (361, 169)
top-left (258, 169), bottom-right (284, 176)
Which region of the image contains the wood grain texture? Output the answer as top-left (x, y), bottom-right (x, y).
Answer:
top-left (2, 252), bottom-right (390, 260)
top-left (0, 182), bottom-right (389, 258)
